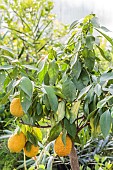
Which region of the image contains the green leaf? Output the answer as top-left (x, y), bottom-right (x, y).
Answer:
top-left (62, 79), bottom-right (76, 101)
top-left (96, 45), bottom-right (110, 61)
top-left (48, 48), bottom-right (57, 60)
top-left (38, 65), bottom-right (48, 84)
top-left (22, 65), bottom-right (38, 71)
top-left (70, 100), bottom-right (81, 124)
top-left (48, 122), bottom-right (62, 142)
top-left (33, 127), bottom-right (42, 142)
top-left (0, 89), bottom-right (12, 104)
top-left (86, 35), bottom-right (95, 50)
top-left (64, 118), bottom-right (76, 138)
top-left (91, 17), bottom-right (100, 28)
top-left (80, 70), bottom-right (90, 86)
top-left (84, 51), bottom-right (95, 71)
top-left (44, 86), bottom-right (58, 112)
top-left (48, 61), bottom-right (59, 85)
top-left (19, 77), bottom-right (33, 98)
top-left (97, 96), bottom-right (112, 109)
top-left (26, 131), bottom-right (38, 146)
top-left (65, 107), bottom-right (71, 120)
top-left (77, 85), bottom-right (92, 100)
top-left (62, 128), bottom-right (67, 146)
top-left (95, 28), bottom-right (113, 46)
top-left (57, 101), bottom-right (65, 122)
top-left (70, 20), bottom-right (78, 30)
top-left (37, 102), bottom-right (42, 115)
top-left (25, 141), bottom-right (32, 152)
top-left (0, 45), bottom-right (14, 56)
top-left (0, 65), bottom-right (13, 70)
top-left (100, 72), bottom-right (113, 82)
top-left (94, 84), bottom-right (102, 97)
top-left (38, 56), bottom-right (47, 73)
top-left (20, 91), bottom-right (31, 113)
top-left (100, 110), bottom-right (111, 138)
top-left (73, 77), bottom-right (85, 91)
top-left (0, 71), bottom-right (6, 85)
top-left (43, 94), bottom-right (51, 110)
top-left (72, 59), bottom-right (81, 79)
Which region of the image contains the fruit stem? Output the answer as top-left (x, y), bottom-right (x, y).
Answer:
top-left (24, 152), bottom-right (27, 170)
top-left (69, 142), bottom-right (80, 170)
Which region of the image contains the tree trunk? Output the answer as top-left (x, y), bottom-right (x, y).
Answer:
top-left (69, 143), bottom-right (80, 170)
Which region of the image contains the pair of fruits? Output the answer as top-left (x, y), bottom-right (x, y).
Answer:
top-left (9, 98), bottom-right (39, 157)
top-left (9, 98), bottom-right (72, 157)
top-left (8, 132), bottom-right (39, 157)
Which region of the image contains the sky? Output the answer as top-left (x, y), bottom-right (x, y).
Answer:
top-left (53, 0), bottom-right (113, 31)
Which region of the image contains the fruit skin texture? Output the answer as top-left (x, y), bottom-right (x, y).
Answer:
top-left (54, 134), bottom-right (72, 157)
top-left (24, 145), bottom-right (39, 157)
top-left (10, 98), bottom-right (24, 117)
top-left (8, 132), bottom-right (26, 153)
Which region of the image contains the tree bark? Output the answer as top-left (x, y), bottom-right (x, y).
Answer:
top-left (69, 142), bottom-right (80, 170)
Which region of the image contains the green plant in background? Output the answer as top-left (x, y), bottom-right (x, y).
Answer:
top-left (0, 0), bottom-right (113, 169)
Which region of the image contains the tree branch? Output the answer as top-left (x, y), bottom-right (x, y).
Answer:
top-left (20, 120), bottom-right (51, 128)
top-left (69, 142), bottom-right (80, 170)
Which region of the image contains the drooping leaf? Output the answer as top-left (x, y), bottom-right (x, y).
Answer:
top-left (38, 65), bottom-right (48, 84)
top-left (62, 79), bottom-right (76, 101)
top-left (70, 100), bottom-right (81, 124)
top-left (84, 50), bottom-right (95, 71)
top-left (91, 17), bottom-right (100, 28)
top-left (0, 89), bottom-right (12, 104)
top-left (64, 118), bottom-right (76, 138)
top-left (72, 59), bottom-right (82, 79)
top-left (20, 91), bottom-right (31, 113)
top-left (95, 28), bottom-right (113, 46)
top-left (48, 122), bottom-right (62, 142)
top-left (48, 61), bottom-right (59, 85)
top-left (43, 94), bottom-right (51, 110)
top-left (44, 86), bottom-right (58, 112)
top-left (26, 131), bottom-right (38, 146)
top-left (22, 64), bottom-right (38, 71)
top-left (86, 35), bottom-right (95, 50)
top-left (38, 56), bottom-right (48, 73)
top-left (77, 85), bottom-right (92, 100)
top-left (100, 110), bottom-right (111, 138)
top-left (32, 127), bottom-right (42, 142)
top-left (94, 84), bottom-right (102, 97)
top-left (0, 45), bottom-right (14, 56)
top-left (96, 45), bottom-right (111, 61)
top-left (97, 96), bottom-right (112, 109)
top-left (19, 77), bottom-right (33, 98)
top-left (0, 71), bottom-right (6, 85)
top-left (70, 20), bottom-right (78, 30)
top-left (36, 102), bottom-right (42, 115)
top-left (0, 65), bottom-right (13, 70)
top-left (62, 128), bottom-right (67, 146)
top-left (57, 100), bottom-right (65, 122)
top-left (100, 72), bottom-right (113, 82)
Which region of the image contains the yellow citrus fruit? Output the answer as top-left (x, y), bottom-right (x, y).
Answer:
top-left (10, 98), bottom-right (24, 117)
top-left (8, 132), bottom-right (26, 153)
top-left (54, 134), bottom-right (72, 157)
top-left (24, 144), bottom-right (39, 157)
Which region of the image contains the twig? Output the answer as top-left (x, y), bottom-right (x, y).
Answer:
top-left (20, 119), bottom-right (51, 128)
top-left (77, 122), bottom-right (90, 134)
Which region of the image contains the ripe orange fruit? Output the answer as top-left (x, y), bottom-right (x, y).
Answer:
top-left (10, 98), bottom-right (24, 117)
top-left (24, 144), bottom-right (39, 157)
top-left (8, 132), bottom-right (26, 153)
top-left (54, 134), bottom-right (72, 157)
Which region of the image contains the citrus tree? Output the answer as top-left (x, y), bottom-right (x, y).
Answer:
top-left (0, 1), bottom-right (113, 169)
